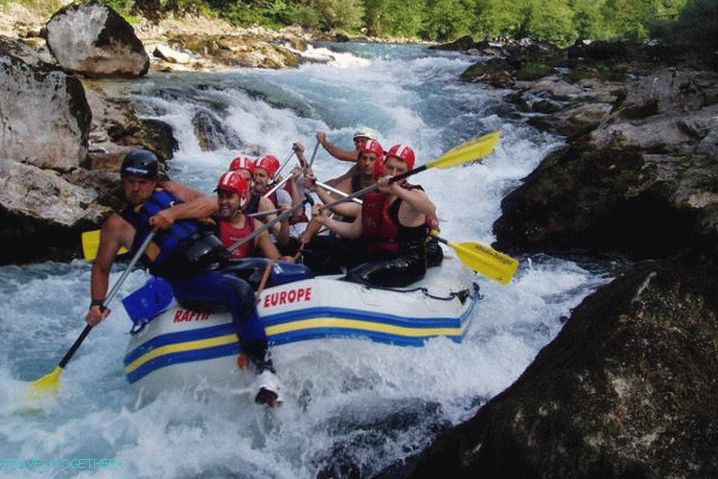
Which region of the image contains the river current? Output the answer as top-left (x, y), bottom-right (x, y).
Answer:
top-left (0, 42), bottom-right (610, 478)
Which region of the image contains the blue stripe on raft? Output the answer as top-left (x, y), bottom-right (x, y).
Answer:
top-left (126, 342), bottom-right (240, 384)
top-left (123, 322), bottom-right (236, 366)
top-left (125, 301), bottom-right (473, 367)
top-left (270, 327), bottom-right (454, 348)
top-left (261, 306), bottom-right (466, 329)
top-left (124, 293), bottom-right (479, 384)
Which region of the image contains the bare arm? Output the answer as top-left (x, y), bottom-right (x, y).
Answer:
top-left (254, 219), bottom-right (281, 260)
top-left (394, 186), bottom-right (436, 218)
top-left (317, 131), bottom-right (359, 162)
top-left (314, 207), bottom-right (363, 239)
top-left (86, 214), bottom-right (134, 326)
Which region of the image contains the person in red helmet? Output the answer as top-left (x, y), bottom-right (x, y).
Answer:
top-left (86, 149), bottom-right (281, 407)
top-left (252, 154), bottom-right (308, 255)
top-left (215, 171), bottom-right (281, 261)
top-left (306, 143), bottom-right (437, 286)
top-left (315, 128), bottom-right (379, 189)
top-left (302, 139), bottom-right (382, 220)
top-left (228, 156), bottom-right (255, 183)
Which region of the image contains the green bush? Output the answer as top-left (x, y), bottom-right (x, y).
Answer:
top-left (652, 0), bottom-right (718, 47)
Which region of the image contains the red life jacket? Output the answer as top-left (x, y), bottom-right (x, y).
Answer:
top-left (218, 216), bottom-right (255, 259)
top-left (363, 191), bottom-right (400, 254)
top-left (362, 185), bottom-right (428, 256)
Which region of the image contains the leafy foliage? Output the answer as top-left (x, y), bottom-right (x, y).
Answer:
top-left (650, 0), bottom-right (717, 47)
top-left (62, 0), bottom-right (711, 49)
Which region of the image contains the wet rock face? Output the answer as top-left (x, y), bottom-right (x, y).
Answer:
top-left (407, 263), bottom-right (718, 479)
top-left (493, 146), bottom-right (718, 260)
top-left (46, 4), bottom-right (149, 78)
top-left (492, 60), bottom-right (718, 268)
top-left (0, 159), bottom-right (111, 263)
top-left (0, 48), bottom-right (91, 170)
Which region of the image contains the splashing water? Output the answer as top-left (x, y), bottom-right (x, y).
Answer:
top-left (0, 43), bottom-right (611, 478)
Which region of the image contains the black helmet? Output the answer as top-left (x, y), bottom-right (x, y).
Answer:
top-left (121, 149), bottom-right (159, 180)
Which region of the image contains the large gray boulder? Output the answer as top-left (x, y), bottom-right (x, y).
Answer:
top-left (46, 4), bottom-right (149, 78)
top-left (0, 159), bottom-right (111, 263)
top-left (0, 45), bottom-right (91, 170)
top-left (407, 263), bottom-right (718, 479)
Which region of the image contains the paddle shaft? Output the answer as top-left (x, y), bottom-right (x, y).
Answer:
top-left (322, 164), bottom-right (427, 210)
top-left (263, 175), bottom-right (292, 199)
top-left (59, 230), bottom-right (156, 369)
top-left (272, 151), bottom-right (295, 181)
top-left (308, 140), bottom-right (320, 168)
top-left (227, 199), bottom-right (308, 253)
top-left (315, 181), bottom-right (363, 204)
top-left (247, 207), bottom-right (281, 218)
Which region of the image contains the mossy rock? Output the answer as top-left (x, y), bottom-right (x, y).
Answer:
top-left (459, 62), bottom-right (486, 82)
top-left (516, 62), bottom-right (553, 81)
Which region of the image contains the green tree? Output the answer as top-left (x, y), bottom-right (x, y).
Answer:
top-left (364, 0), bottom-right (425, 37)
top-left (522, 0), bottom-right (577, 45)
top-left (310, 0), bottom-right (364, 31)
top-left (473, 0), bottom-right (528, 39)
top-left (653, 0), bottom-right (718, 46)
top-left (422, 0), bottom-right (478, 41)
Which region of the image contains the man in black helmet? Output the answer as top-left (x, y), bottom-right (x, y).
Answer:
top-left (85, 149), bottom-right (282, 407)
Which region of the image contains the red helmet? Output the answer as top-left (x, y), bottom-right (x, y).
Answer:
top-left (373, 156), bottom-right (386, 180)
top-left (256, 155), bottom-right (281, 178)
top-left (359, 139), bottom-right (384, 162)
top-left (215, 171), bottom-right (250, 199)
top-left (229, 156), bottom-right (255, 173)
top-left (386, 144), bottom-right (415, 170)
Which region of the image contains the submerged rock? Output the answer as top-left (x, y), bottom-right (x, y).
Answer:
top-left (406, 262), bottom-right (718, 479)
top-left (46, 3), bottom-right (149, 78)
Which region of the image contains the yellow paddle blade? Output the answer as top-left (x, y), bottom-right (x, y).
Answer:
top-left (449, 240), bottom-right (519, 284)
top-left (81, 230), bottom-right (127, 261)
top-left (426, 130), bottom-right (501, 170)
top-left (28, 366), bottom-right (63, 399)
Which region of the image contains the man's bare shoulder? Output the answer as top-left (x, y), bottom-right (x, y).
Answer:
top-left (100, 213), bottom-right (135, 249)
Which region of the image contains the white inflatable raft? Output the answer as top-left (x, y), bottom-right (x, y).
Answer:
top-left (122, 259), bottom-right (480, 395)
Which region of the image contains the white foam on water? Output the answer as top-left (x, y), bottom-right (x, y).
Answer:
top-left (0, 43), bottom-right (612, 479)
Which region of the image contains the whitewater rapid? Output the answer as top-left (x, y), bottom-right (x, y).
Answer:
top-left (0, 42), bottom-right (611, 479)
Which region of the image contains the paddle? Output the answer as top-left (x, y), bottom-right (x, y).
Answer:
top-left (430, 233), bottom-right (519, 284)
top-left (307, 139), bottom-right (320, 168)
top-left (29, 231), bottom-right (157, 399)
top-left (272, 151), bottom-right (295, 181)
top-left (82, 230), bottom-right (128, 261)
top-left (321, 130), bottom-right (501, 210)
top-left (262, 174), bottom-right (293, 199)
top-left (315, 181), bottom-right (363, 204)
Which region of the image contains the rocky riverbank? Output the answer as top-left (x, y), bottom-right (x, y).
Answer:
top-left (391, 37), bottom-right (718, 479)
top-left (0, 2), bottom-right (312, 263)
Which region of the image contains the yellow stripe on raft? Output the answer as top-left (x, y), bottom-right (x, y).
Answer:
top-left (125, 334), bottom-right (238, 374)
top-left (125, 317), bottom-right (471, 374)
top-left (265, 317), bottom-right (468, 338)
